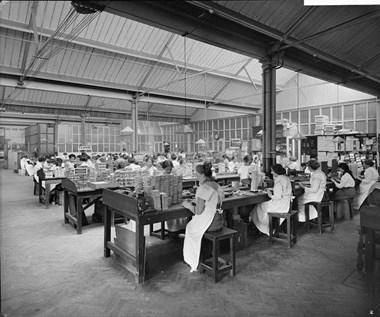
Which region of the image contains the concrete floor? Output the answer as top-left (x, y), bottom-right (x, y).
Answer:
top-left (1, 169), bottom-right (379, 317)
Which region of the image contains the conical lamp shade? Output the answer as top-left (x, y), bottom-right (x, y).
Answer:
top-left (333, 136), bottom-right (345, 143)
top-left (291, 132), bottom-right (307, 140)
top-left (121, 126), bottom-right (134, 134)
top-left (195, 139), bottom-right (206, 144)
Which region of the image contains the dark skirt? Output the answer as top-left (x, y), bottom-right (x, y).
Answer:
top-left (331, 187), bottom-right (356, 201)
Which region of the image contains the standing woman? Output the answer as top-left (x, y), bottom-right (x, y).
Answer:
top-left (182, 162), bottom-right (224, 272)
top-left (297, 159), bottom-right (327, 222)
top-left (331, 162), bottom-right (356, 220)
top-left (354, 159), bottom-right (379, 210)
top-left (249, 164), bottom-right (292, 236)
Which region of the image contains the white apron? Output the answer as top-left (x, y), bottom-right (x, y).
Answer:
top-left (251, 175), bottom-right (292, 236)
top-left (354, 167), bottom-right (379, 209)
top-left (298, 170), bottom-right (327, 222)
top-left (183, 182), bottom-right (223, 271)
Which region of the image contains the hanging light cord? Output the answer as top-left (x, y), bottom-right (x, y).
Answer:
top-left (2, 1), bottom-right (110, 107)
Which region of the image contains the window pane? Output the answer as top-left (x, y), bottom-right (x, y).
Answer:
top-left (242, 117), bottom-right (248, 128)
top-left (368, 120), bottom-right (376, 133)
top-left (290, 111), bottom-right (298, 124)
top-left (225, 119), bottom-right (229, 129)
top-left (214, 120), bottom-right (218, 130)
top-left (242, 129), bottom-right (248, 139)
top-left (276, 113), bottom-right (281, 120)
top-left (231, 119), bottom-right (235, 129)
top-left (236, 130), bottom-right (241, 138)
top-left (300, 125), bottom-right (309, 135)
top-left (219, 120), bottom-right (224, 130)
top-left (282, 112), bottom-right (289, 120)
top-left (344, 105), bottom-right (354, 120)
top-left (300, 110), bottom-right (308, 124)
top-left (368, 101), bottom-right (377, 118)
top-left (356, 120), bottom-right (366, 133)
top-left (332, 106), bottom-right (342, 122)
top-left (344, 121), bottom-right (354, 130)
top-left (310, 109), bottom-right (319, 123)
top-left (236, 118), bottom-right (241, 129)
top-left (321, 107), bottom-right (330, 118)
top-left (355, 103), bottom-right (366, 120)
top-left (231, 130), bottom-right (235, 138)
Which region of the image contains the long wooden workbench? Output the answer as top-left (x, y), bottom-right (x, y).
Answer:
top-left (102, 189), bottom-right (269, 283)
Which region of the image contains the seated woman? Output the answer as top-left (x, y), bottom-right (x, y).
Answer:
top-left (249, 164), bottom-right (292, 236)
top-left (141, 156), bottom-right (157, 176)
top-left (65, 154), bottom-right (77, 170)
top-left (354, 159), bottom-right (379, 210)
top-left (331, 162), bottom-right (356, 220)
top-left (182, 161), bottom-right (224, 272)
top-left (297, 159), bottom-right (327, 222)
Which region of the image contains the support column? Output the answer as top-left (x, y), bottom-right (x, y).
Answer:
top-left (131, 98), bottom-right (138, 153)
top-left (261, 56), bottom-right (277, 174)
top-left (80, 112), bottom-right (88, 147)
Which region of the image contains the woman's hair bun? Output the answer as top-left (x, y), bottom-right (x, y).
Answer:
top-left (202, 161), bottom-right (213, 177)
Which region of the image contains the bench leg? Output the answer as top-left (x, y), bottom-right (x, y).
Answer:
top-left (213, 240), bottom-right (219, 283)
top-left (230, 234), bottom-right (236, 277)
top-left (269, 215), bottom-right (273, 244)
top-left (287, 217), bottom-right (291, 248)
top-left (305, 204), bottom-right (310, 230)
top-left (329, 204), bottom-right (335, 231)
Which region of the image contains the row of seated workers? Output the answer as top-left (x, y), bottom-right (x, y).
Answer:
top-left (250, 159), bottom-right (379, 234)
top-left (19, 153), bottom-right (379, 274)
top-left (177, 159), bottom-right (380, 273)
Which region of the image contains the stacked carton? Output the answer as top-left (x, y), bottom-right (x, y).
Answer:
top-left (314, 115), bottom-right (329, 135)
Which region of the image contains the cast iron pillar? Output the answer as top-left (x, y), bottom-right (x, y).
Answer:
top-left (80, 112), bottom-right (89, 147)
top-left (261, 56), bottom-right (277, 175)
top-left (131, 97), bottom-right (138, 153)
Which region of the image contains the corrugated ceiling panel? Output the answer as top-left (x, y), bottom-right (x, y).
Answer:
top-left (107, 16), bottom-right (125, 45)
top-left (0, 29), bottom-right (9, 67)
top-left (142, 65), bottom-right (180, 91)
top-left (215, 81), bottom-right (254, 103)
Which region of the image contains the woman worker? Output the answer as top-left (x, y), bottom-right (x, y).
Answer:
top-left (354, 159), bottom-right (379, 210)
top-left (331, 162), bottom-right (356, 220)
top-left (249, 164), bottom-right (292, 236)
top-left (182, 162), bottom-right (224, 272)
top-left (297, 159), bottom-right (327, 222)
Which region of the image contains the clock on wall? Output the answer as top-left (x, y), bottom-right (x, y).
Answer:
top-left (214, 133), bottom-right (219, 140)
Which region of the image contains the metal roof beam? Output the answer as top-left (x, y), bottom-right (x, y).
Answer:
top-left (104, 1), bottom-right (379, 97)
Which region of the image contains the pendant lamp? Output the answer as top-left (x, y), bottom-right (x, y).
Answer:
top-left (292, 72), bottom-right (306, 140)
top-left (176, 36), bottom-right (193, 134)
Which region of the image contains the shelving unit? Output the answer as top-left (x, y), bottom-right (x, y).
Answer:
top-left (301, 134), bottom-right (378, 167)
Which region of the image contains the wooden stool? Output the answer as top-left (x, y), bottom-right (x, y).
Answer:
top-left (149, 222), bottom-right (169, 240)
top-left (199, 227), bottom-right (237, 283)
top-left (305, 201), bottom-right (334, 234)
top-left (334, 198), bottom-right (354, 220)
top-left (268, 210), bottom-right (298, 248)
